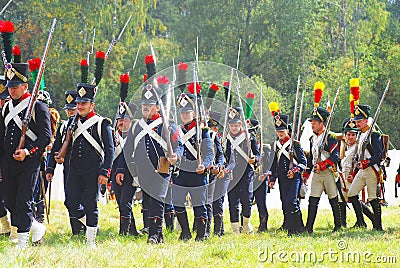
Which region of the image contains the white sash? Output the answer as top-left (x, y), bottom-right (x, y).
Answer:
top-left (73, 115), bottom-right (104, 159)
top-left (114, 133), bottom-right (126, 161)
top-left (275, 140), bottom-right (298, 165)
top-left (4, 98), bottom-right (38, 141)
top-left (179, 126), bottom-right (198, 159)
top-left (228, 132), bottom-right (249, 161)
top-left (134, 118), bottom-right (167, 152)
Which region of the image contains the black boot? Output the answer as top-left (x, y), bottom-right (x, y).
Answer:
top-left (257, 216), bottom-right (268, 233)
top-left (119, 217), bottom-right (131, 235)
top-left (329, 196), bottom-right (342, 232)
top-left (370, 199), bottom-right (383, 231)
top-left (278, 213), bottom-right (288, 231)
top-left (33, 200), bottom-right (45, 223)
top-left (361, 203), bottom-right (375, 226)
top-left (349, 196), bottom-right (367, 228)
top-left (192, 217), bottom-right (198, 233)
top-left (213, 214), bottom-right (224, 236)
top-left (129, 217), bottom-right (139, 236)
top-left (70, 218), bottom-right (85, 236)
top-left (306, 196), bottom-right (320, 233)
top-left (176, 211), bottom-right (192, 241)
top-left (164, 212), bottom-right (175, 232)
top-left (140, 209), bottom-right (149, 234)
top-left (339, 202), bottom-right (347, 228)
top-left (287, 210), bottom-right (305, 236)
top-left (205, 215), bottom-right (212, 239)
top-left (147, 217), bottom-right (164, 244)
top-left (195, 217), bottom-right (207, 241)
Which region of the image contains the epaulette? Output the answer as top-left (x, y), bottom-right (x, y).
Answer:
top-left (329, 132), bottom-right (338, 140)
top-left (104, 117), bottom-right (113, 125)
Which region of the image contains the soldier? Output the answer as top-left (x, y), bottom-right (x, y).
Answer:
top-left (303, 82), bottom-right (341, 233)
top-left (225, 107), bottom-right (260, 234)
top-left (205, 110), bottom-right (225, 238)
top-left (0, 76), bottom-right (11, 236)
top-left (63, 83), bottom-right (114, 247)
top-left (0, 62), bottom-right (51, 248)
top-left (347, 104), bottom-right (383, 231)
top-left (263, 102), bottom-right (307, 235)
top-left (112, 101), bottom-right (140, 236)
top-left (46, 91), bottom-right (81, 235)
top-left (116, 83), bottom-right (182, 244)
top-left (172, 92), bottom-right (214, 241)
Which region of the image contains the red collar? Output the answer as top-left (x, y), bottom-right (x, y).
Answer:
top-left (279, 136), bottom-right (290, 144)
top-left (80, 110), bottom-right (96, 121)
top-left (19, 91), bottom-right (31, 101)
top-left (183, 120), bottom-right (197, 130)
top-left (145, 113), bottom-right (160, 121)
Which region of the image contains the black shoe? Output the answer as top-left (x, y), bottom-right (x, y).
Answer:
top-left (70, 218), bottom-right (86, 236)
top-left (257, 216), bottom-right (268, 233)
top-left (287, 211), bottom-right (305, 236)
top-left (213, 215), bottom-right (224, 237)
top-left (119, 217), bottom-right (131, 235)
top-left (349, 196), bottom-right (367, 229)
top-left (129, 217), bottom-right (140, 237)
top-left (306, 196), bottom-right (320, 233)
top-left (370, 199), bottom-right (383, 231)
top-left (176, 211), bottom-right (192, 241)
top-left (148, 217), bottom-right (164, 244)
top-left (329, 196), bottom-right (342, 232)
top-left (195, 217), bottom-right (207, 241)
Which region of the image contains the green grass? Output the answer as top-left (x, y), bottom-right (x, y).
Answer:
top-left (1, 201), bottom-right (399, 267)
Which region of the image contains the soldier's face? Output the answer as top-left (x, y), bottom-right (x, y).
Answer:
top-left (77, 101), bottom-right (95, 117)
top-left (345, 131), bottom-right (357, 145)
top-left (0, 99), bottom-right (5, 108)
top-left (311, 119), bottom-right (324, 133)
top-left (355, 118), bottom-right (368, 130)
top-left (229, 123), bottom-right (242, 135)
top-left (276, 129), bottom-right (289, 140)
top-left (142, 104), bottom-right (159, 119)
top-left (8, 83), bottom-right (28, 100)
top-left (210, 126), bottom-right (218, 132)
top-left (180, 111), bottom-right (195, 124)
top-left (65, 108), bottom-right (77, 118)
top-left (117, 118), bottom-right (132, 132)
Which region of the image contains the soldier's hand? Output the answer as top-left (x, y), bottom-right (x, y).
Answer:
top-left (313, 164), bottom-right (321, 174)
top-left (302, 177), bottom-right (308, 186)
top-left (54, 152), bottom-right (64, 164)
top-left (287, 170), bottom-right (294, 179)
top-left (46, 173), bottom-right (53, 183)
top-left (211, 166), bottom-right (219, 175)
top-left (13, 149), bottom-right (27, 162)
top-left (167, 153), bottom-right (178, 165)
top-left (347, 175), bottom-right (354, 183)
top-left (268, 181), bottom-right (275, 189)
top-left (196, 164), bottom-right (206, 174)
top-left (116, 173), bottom-right (124, 185)
top-left (248, 157), bottom-right (256, 165)
top-left (258, 174), bottom-right (266, 182)
top-left (98, 175), bottom-right (108, 185)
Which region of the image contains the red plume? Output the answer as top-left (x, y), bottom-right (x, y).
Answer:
top-left (12, 45), bottom-right (20, 56)
top-left (157, 75), bottom-right (170, 85)
top-left (28, 58), bottom-right (41, 72)
top-left (120, 73), bottom-right (130, 83)
top-left (178, 62), bottom-right (188, 71)
top-left (95, 50), bottom-right (105, 59)
top-left (187, 82), bottom-right (201, 94)
top-left (314, 89), bottom-right (323, 104)
top-left (1, 20), bottom-right (14, 33)
top-left (209, 83), bottom-right (219, 92)
top-left (143, 73), bottom-right (147, 82)
top-left (350, 99), bottom-right (355, 115)
top-left (246, 92), bottom-right (255, 99)
top-left (350, 87), bottom-right (360, 101)
top-left (145, 55), bottom-right (154, 64)
top-left (80, 59), bottom-right (88, 66)
top-left (223, 81), bottom-right (230, 88)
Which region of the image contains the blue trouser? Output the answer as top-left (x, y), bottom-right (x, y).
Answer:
top-left (65, 166), bottom-right (100, 227)
top-left (142, 191), bottom-right (164, 219)
top-left (112, 174), bottom-right (136, 218)
top-left (228, 170), bottom-right (253, 222)
top-left (164, 185), bottom-right (174, 214)
top-left (173, 171), bottom-right (207, 218)
top-left (3, 164), bottom-right (40, 232)
top-left (278, 175), bottom-right (301, 214)
top-left (212, 176), bottom-right (230, 216)
top-left (254, 180), bottom-right (268, 218)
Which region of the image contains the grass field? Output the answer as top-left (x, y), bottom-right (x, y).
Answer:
top-left (0, 201), bottom-right (399, 267)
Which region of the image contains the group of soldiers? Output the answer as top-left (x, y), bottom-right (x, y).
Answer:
top-left (0, 19), bottom-right (388, 249)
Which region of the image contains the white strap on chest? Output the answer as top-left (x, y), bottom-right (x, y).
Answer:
top-left (179, 126), bottom-right (198, 159)
top-left (312, 134), bottom-right (328, 164)
top-left (60, 120), bottom-right (68, 143)
top-left (228, 132), bottom-right (249, 161)
top-left (134, 118), bottom-right (167, 152)
top-left (114, 133), bottom-right (126, 160)
top-left (4, 98), bottom-right (38, 141)
top-left (73, 115), bottom-right (104, 159)
top-left (275, 140), bottom-right (298, 165)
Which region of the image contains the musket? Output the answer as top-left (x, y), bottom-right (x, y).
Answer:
top-left (0, 0), bottom-right (12, 16)
top-left (57, 16), bottom-right (131, 161)
top-left (192, 63), bottom-right (202, 165)
top-left (18, 18), bottom-right (57, 150)
top-left (221, 68), bottom-right (234, 143)
top-left (150, 41), bottom-right (156, 67)
top-left (289, 75), bottom-right (301, 169)
top-left (171, 58), bottom-right (178, 122)
top-left (296, 90), bottom-right (305, 141)
top-left (258, 86), bottom-right (264, 173)
top-left (315, 86), bottom-right (341, 164)
top-left (358, 80), bottom-right (390, 162)
top-left (86, 28), bottom-right (96, 64)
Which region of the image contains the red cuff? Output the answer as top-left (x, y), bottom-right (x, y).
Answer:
top-left (303, 171), bottom-right (310, 179)
top-left (396, 174), bottom-right (400, 184)
top-left (291, 166), bottom-right (300, 174)
top-left (318, 161), bottom-right (327, 171)
top-left (107, 168), bottom-right (112, 178)
top-left (360, 159), bottom-right (370, 169)
top-left (29, 146), bottom-right (39, 155)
